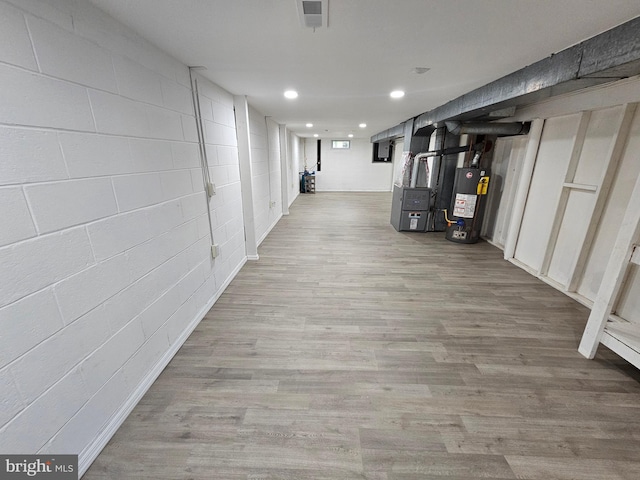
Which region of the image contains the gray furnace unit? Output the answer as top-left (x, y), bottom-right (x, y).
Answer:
top-left (390, 186), bottom-right (432, 232)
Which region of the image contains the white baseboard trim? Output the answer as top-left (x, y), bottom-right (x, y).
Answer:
top-left (507, 257), bottom-right (595, 310)
top-left (78, 256), bottom-right (248, 477)
top-left (483, 237), bottom-right (505, 251)
top-left (288, 191), bottom-right (299, 208)
top-left (257, 213), bottom-right (283, 246)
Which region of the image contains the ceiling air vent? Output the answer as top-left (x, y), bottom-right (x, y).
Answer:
top-left (297, 0), bottom-right (328, 29)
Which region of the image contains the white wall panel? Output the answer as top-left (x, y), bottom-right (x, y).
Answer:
top-left (615, 264), bottom-right (640, 323)
top-left (514, 114), bottom-right (580, 271)
top-left (546, 106), bottom-right (625, 288)
top-left (573, 107), bottom-right (624, 185)
top-left (578, 107), bottom-right (640, 300)
top-left (547, 190), bottom-right (596, 286)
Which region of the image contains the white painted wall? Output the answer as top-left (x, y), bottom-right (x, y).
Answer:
top-left (546, 106), bottom-right (625, 287)
top-left (288, 133), bottom-right (303, 204)
top-left (304, 138), bottom-right (393, 191)
top-left (0, 0), bottom-right (246, 473)
top-left (513, 113), bottom-right (581, 272)
top-left (578, 107), bottom-right (640, 301)
top-left (248, 107), bottom-right (282, 245)
top-left (489, 76), bottom-right (640, 309)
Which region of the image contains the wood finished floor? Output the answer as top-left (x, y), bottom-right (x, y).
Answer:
top-left (84, 192), bottom-right (640, 480)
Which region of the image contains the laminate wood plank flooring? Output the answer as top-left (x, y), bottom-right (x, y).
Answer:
top-left (84, 192), bottom-right (640, 480)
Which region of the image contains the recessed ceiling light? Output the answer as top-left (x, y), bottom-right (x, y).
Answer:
top-left (284, 90), bottom-right (298, 99)
top-left (390, 90), bottom-right (405, 99)
top-left (306, 123), bottom-right (313, 127)
top-left (313, 134), bottom-right (319, 137)
top-left (359, 123), bottom-right (367, 128)
top-left (348, 134), bottom-right (354, 138)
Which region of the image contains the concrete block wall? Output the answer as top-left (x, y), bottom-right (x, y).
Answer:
top-left (266, 118), bottom-right (283, 228)
top-left (248, 107), bottom-right (283, 245)
top-left (288, 134), bottom-right (304, 206)
top-left (0, 0), bottom-right (246, 472)
top-left (197, 74), bottom-right (246, 282)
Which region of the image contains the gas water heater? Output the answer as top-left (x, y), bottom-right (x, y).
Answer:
top-left (445, 167), bottom-right (490, 244)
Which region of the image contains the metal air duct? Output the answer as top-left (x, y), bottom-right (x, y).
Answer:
top-left (444, 121), bottom-right (530, 136)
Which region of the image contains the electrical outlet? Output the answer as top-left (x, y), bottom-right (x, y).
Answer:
top-left (206, 182), bottom-right (216, 197)
top-left (211, 244), bottom-right (220, 258)
top-left (270, 201), bottom-right (276, 208)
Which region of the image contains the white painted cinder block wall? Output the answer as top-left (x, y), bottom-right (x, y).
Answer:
top-left (248, 108), bottom-right (283, 245)
top-left (304, 138), bottom-right (394, 191)
top-left (288, 134), bottom-right (304, 205)
top-left (0, 0), bottom-right (247, 473)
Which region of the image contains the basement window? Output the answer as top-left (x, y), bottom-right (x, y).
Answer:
top-left (332, 140), bottom-right (350, 149)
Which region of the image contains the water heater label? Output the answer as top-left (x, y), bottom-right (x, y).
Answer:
top-left (453, 194), bottom-right (477, 218)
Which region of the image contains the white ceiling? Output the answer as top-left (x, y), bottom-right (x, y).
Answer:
top-left (88, 0), bottom-right (640, 139)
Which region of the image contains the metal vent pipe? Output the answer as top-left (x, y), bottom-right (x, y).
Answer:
top-left (444, 121), bottom-right (530, 136)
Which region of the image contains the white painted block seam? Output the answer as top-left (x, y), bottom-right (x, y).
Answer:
top-left (24, 178), bottom-right (118, 235)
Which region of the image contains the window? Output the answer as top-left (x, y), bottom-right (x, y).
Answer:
top-left (332, 140), bottom-right (350, 149)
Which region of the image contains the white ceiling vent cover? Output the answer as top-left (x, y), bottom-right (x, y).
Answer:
top-left (297, 0), bottom-right (328, 29)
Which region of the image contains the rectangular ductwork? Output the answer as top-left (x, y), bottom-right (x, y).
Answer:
top-left (372, 15), bottom-right (640, 144)
top-left (297, 0), bottom-right (328, 29)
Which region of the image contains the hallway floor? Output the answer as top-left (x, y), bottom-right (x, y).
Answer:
top-left (84, 192), bottom-right (640, 480)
